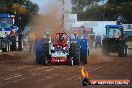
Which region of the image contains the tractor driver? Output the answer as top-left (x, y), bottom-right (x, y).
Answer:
top-left (59, 34), bottom-right (64, 42)
top-left (113, 30), bottom-right (119, 38)
top-left (58, 33), bottom-right (67, 48)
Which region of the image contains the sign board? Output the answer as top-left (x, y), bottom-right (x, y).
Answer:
top-left (72, 27), bottom-right (93, 34)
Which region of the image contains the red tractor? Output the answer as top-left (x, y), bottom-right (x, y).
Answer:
top-left (35, 32), bottom-right (78, 66)
top-left (49, 32), bottom-right (71, 65)
top-left (35, 31), bottom-right (88, 66)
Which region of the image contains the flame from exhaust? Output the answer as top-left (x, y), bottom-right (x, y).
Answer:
top-left (81, 67), bottom-right (89, 78)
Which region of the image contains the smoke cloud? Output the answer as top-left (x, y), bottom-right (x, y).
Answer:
top-left (29, 0), bottom-right (72, 40)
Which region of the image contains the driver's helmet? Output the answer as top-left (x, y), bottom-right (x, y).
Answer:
top-left (59, 35), bottom-right (64, 42)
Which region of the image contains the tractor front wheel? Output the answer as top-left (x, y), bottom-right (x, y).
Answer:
top-left (118, 41), bottom-right (127, 57)
top-left (69, 43), bottom-right (80, 65)
top-left (69, 57), bottom-right (74, 66)
top-left (41, 43), bottom-right (49, 65)
top-left (41, 57), bottom-right (48, 66)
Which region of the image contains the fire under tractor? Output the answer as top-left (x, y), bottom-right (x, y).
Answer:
top-left (0, 14), bottom-right (23, 52)
top-left (35, 31), bottom-right (89, 66)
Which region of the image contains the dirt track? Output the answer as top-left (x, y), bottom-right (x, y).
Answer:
top-left (0, 49), bottom-right (132, 88)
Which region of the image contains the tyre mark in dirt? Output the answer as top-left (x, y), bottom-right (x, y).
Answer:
top-left (90, 64), bottom-right (112, 77)
top-left (1, 66), bottom-right (58, 84)
top-left (88, 64), bottom-right (109, 73)
top-left (0, 66), bottom-right (45, 80)
top-left (29, 66), bottom-right (48, 71)
top-left (1, 66), bottom-right (59, 82)
top-left (43, 74), bottom-right (81, 88)
top-left (92, 64), bottom-right (111, 73)
top-left (31, 73), bottom-right (41, 76)
top-left (11, 73), bottom-right (58, 84)
top-left (0, 73), bottom-right (42, 86)
top-left (46, 75), bottom-right (57, 79)
top-left (12, 73), bottom-right (42, 83)
top-left (17, 66), bottom-right (32, 69)
top-left (0, 74), bottom-right (24, 87)
top-left (0, 73), bottom-right (20, 79)
top-left (87, 64), bottom-right (112, 79)
top-left (12, 77), bottom-right (31, 83)
top-left (45, 68), bottom-right (54, 72)
top-left (66, 75), bottom-right (79, 81)
top-left (29, 66), bottom-right (65, 72)
top-left (86, 65), bottom-right (100, 71)
top-left (3, 75), bottom-right (23, 81)
top-left (7, 66), bottom-right (33, 71)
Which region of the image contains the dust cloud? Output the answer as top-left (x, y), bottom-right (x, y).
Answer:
top-left (21, 0), bottom-right (72, 64)
top-left (29, 0), bottom-right (72, 40)
top-left (88, 48), bottom-right (113, 64)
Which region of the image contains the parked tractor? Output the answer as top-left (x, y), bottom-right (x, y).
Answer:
top-left (102, 25), bottom-right (127, 57)
top-left (0, 14), bottom-right (23, 52)
top-left (35, 31), bottom-right (89, 66)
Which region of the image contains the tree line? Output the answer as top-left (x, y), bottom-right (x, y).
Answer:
top-left (72, 0), bottom-right (132, 23)
top-left (0, 0), bottom-right (39, 31)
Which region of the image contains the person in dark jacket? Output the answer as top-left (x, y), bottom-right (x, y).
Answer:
top-left (95, 35), bottom-right (101, 47)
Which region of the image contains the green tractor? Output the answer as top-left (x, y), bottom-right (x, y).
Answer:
top-left (102, 25), bottom-right (127, 57)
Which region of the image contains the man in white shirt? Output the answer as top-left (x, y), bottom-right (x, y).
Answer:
top-left (0, 28), bottom-right (6, 38)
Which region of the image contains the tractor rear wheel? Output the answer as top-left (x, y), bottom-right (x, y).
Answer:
top-left (118, 41), bottom-right (127, 57)
top-left (74, 45), bottom-right (80, 65)
top-left (2, 48), bottom-right (7, 52)
top-left (69, 43), bottom-right (80, 65)
top-left (35, 54), bottom-right (42, 64)
top-left (69, 57), bottom-right (74, 66)
top-left (81, 54), bottom-right (87, 65)
top-left (41, 57), bottom-right (48, 66)
top-left (80, 47), bottom-right (87, 65)
top-left (41, 43), bottom-right (49, 65)
top-left (124, 45), bottom-right (128, 57)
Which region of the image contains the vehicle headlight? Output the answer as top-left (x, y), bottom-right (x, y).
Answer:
top-left (52, 47), bottom-right (55, 50)
top-left (63, 47), bottom-right (66, 50)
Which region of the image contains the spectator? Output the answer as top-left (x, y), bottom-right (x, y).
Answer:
top-left (95, 35), bottom-right (101, 47)
top-left (10, 28), bottom-right (16, 38)
top-left (0, 28), bottom-right (6, 38)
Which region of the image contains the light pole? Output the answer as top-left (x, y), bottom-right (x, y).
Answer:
top-left (61, 0), bottom-right (64, 32)
top-left (58, 0), bottom-right (65, 32)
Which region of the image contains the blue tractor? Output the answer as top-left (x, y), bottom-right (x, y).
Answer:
top-left (0, 14), bottom-right (21, 52)
top-left (102, 25), bottom-right (127, 57)
top-left (35, 30), bottom-right (89, 66)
